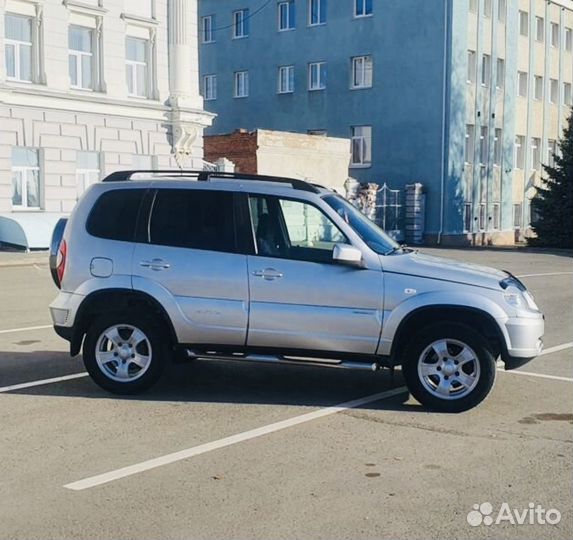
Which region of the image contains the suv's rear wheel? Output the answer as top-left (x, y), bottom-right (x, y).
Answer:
top-left (83, 314), bottom-right (166, 394)
top-left (402, 323), bottom-right (496, 412)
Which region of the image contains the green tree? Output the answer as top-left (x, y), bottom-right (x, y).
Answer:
top-left (528, 110), bottom-right (573, 249)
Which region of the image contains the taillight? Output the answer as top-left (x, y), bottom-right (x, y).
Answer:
top-left (56, 240), bottom-right (67, 286)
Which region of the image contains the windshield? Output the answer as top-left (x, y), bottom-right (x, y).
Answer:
top-left (323, 194), bottom-right (400, 255)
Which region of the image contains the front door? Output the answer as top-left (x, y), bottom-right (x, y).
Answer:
top-left (246, 194), bottom-right (384, 355)
top-left (132, 188), bottom-right (249, 346)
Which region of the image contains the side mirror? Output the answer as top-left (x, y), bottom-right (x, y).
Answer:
top-left (333, 244), bottom-right (363, 267)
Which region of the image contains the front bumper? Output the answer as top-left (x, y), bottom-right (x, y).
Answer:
top-left (501, 314), bottom-right (544, 369)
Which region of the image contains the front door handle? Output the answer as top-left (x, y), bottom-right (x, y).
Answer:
top-left (140, 258), bottom-right (170, 271)
top-left (253, 268), bottom-right (283, 280)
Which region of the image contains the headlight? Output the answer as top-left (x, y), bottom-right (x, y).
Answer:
top-left (503, 287), bottom-right (524, 308)
top-left (500, 276), bottom-right (539, 312)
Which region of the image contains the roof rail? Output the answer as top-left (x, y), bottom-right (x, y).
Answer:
top-left (101, 169), bottom-right (320, 193)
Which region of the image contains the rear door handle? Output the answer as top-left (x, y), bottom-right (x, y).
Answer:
top-left (140, 258), bottom-right (170, 271)
top-left (252, 268), bottom-right (283, 280)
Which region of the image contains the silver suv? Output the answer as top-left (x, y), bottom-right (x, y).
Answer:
top-left (49, 171), bottom-right (544, 412)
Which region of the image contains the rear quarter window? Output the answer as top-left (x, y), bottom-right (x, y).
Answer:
top-left (86, 189), bottom-right (145, 241)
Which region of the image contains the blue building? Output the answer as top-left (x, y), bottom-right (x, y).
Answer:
top-left (199, 0), bottom-right (573, 244)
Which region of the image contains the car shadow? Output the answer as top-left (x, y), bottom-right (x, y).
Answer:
top-left (0, 349), bottom-right (426, 413)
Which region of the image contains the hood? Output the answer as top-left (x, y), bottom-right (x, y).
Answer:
top-left (381, 251), bottom-right (507, 290)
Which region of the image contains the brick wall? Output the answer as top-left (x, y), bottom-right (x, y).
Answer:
top-left (204, 130), bottom-right (258, 174)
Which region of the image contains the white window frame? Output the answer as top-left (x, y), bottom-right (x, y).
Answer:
top-left (69, 25), bottom-right (94, 91)
top-left (513, 203), bottom-right (522, 229)
top-left (354, 0), bottom-right (372, 18)
top-left (533, 75), bottom-right (543, 101)
top-left (126, 36), bottom-right (149, 98)
top-left (308, 61), bottom-right (326, 91)
top-left (201, 15), bottom-right (214, 43)
top-left (76, 151), bottom-right (101, 197)
top-left (478, 203), bottom-right (486, 231)
top-left (278, 1), bottom-right (295, 31)
top-left (519, 10), bottom-right (528, 37)
top-left (492, 203), bottom-right (500, 230)
top-left (5, 13), bottom-right (33, 83)
top-left (550, 22), bottom-right (559, 48)
top-left (350, 125), bottom-right (372, 167)
top-left (535, 16), bottom-right (544, 42)
top-left (549, 78), bottom-right (558, 104)
top-left (497, 0), bottom-right (506, 22)
top-left (233, 9), bottom-right (249, 39)
top-left (517, 71), bottom-right (528, 97)
top-left (531, 137), bottom-right (541, 171)
top-left (277, 65), bottom-right (294, 94)
top-left (564, 82), bottom-right (572, 106)
top-left (483, 0), bottom-right (491, 18)
top-left (351, 55), bottom-right (372, 89)
top-left (11, 149), bottom-right (41, 210)
top-left (234, 70), bottom-right (249, 98)
top-left (493, 128), bottom-right (502, 166)
top-left (496, 58), bottom-right (504, 90)
top-left (565, 27), bottom-right (572, 52)
top-left (547, 139), bottom-right (557, 168)
top-left (309, 0), bottom-right (326, 26)
top-left (467, 50), bottom-right (476, 83)
top-left (465, 124), bottom-right (475, 164)
top-left (463, 203), bottom-right (473, 233)
top-left (469, 0), bottom-right (477, 14)
top-left (514, 135), bottom-right (525, 169)
top-left (203, 74), bottom-right (217, 100)
top-left (479, 126), bottom-right (488, 166)
top-left (481, 54), bottom-right (490, 87)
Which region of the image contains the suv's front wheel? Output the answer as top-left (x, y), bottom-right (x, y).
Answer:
top-left (83, 314), bottom-right (167, 394)
top-left (402, 323), bottom-right (496, 412)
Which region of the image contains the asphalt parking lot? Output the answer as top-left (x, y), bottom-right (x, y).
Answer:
top-left (0, 247), bottom-right (571, 540)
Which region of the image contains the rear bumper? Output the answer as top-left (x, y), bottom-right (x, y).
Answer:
top-left (54, 324), bottom-right (73, 342)
top-left (501, 314), bottom-right (544, 370)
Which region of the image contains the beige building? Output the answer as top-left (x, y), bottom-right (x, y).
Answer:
top-left (0, 0), bottom-right (213, 247)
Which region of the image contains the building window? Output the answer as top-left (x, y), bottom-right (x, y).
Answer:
top-left (76, 151), bottom-right (100, 197)
top-left (69, 25), bottom-right (94, 90)
top-left (278, 1), bottom-right (295, 30)
top-left (203, 74), bottom-right (217, 100)
top-left (354, 0), bottom-right (372, 18)
top-left (493, 128), bottom-right (502, 166)
top-left (233, 9), bottom-right (249, 38)
top-left (478, 203), bottom-right (486, 231)
top-left (234, 70), bottom-right (249, 97)
top-left (469, 0), bottom-right (477, 14)
top-left (278, 65), bottom-right (294, 93)
top-left (479, 126), bottom-right (488, 165)
top-left (492, 203), bottom-right (500, 230)
top-left (517, 71), bottom-right (528, 97)
top-left (550, 22), bottom-right (559, 48)
top-left (549, 78), bottom-right (558, 103)
top-left (547, 139), bottom-right (557, 168)
top-left (5, 14), bottom-right (32, 82)
top-left (467, 50), bottom-right (476, 83)
top-left (465, 124), bottom-right (475, 164)
top-left (351, 126), bottom-right (372, 167)
top-left (531, 138), bottom-right (541, 171)
top-left (564, 82), bottom-right (572, 106)
top-left (514, 135), bottom-right (525, 169)
top-left (351, 55), bottom-right (372, 89)
top-left (535, 16), bottom-right (544, 42)
top-left (533, 75), bottom-right (543, 101)
top-left (481, 54), bottom-right (490, 87)
top-left (496, 58), bottom-right (504, 89)
top-left (11, 147), bottom-right (40, 209)
top-left (566, 28), bottom-right (572, 52)
top-left (513, 203), bottom-right (522, 228)
top-left (519, 11), bottom-right (528, 37)
top-left (309, 0), bottom-right (326, 26)
top-left (308, 61), bottom-right (326, 90)
top-left (497, 0), bottom-right (506, 22)
top-left (483, 0), bottom-right (491, 18)
top-left (202, 15), bottom-right (214, 43)
top-left (463, 203), bottom-right (472, 233)
top-left (126, 37), bottom-right (149, 98)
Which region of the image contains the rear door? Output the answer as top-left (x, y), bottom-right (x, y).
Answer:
top-left (132, 187), bottom-right (249, 346)
top-left (245, 194), bottom-right (384, 355)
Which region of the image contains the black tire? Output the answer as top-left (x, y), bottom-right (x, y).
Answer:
top-left (401, 323), bottom-right (496, 412)
top-left (83, 313), bottom-right (168, 395)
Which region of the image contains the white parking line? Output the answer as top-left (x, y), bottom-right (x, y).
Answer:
top-left (499, 370), bottom-right (573, 383)
top-left (0, 373), bottom-right (88, 393)
top-left (539, 342), bottom-right (573, 356)
top-left (64, 386), bottom-right (408, 491)
top-left (0, 324), bottom-right (52, 335)
top-left (516, 272), bottom-right (573, 278)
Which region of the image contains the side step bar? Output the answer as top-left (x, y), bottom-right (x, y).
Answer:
top-left (185, 350), bottom-right (380, 372)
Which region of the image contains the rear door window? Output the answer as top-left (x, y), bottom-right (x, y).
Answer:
top-left (149, 189), bottom-right (236, 253)
top-left (86, 189), bottom-right (145, 241)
